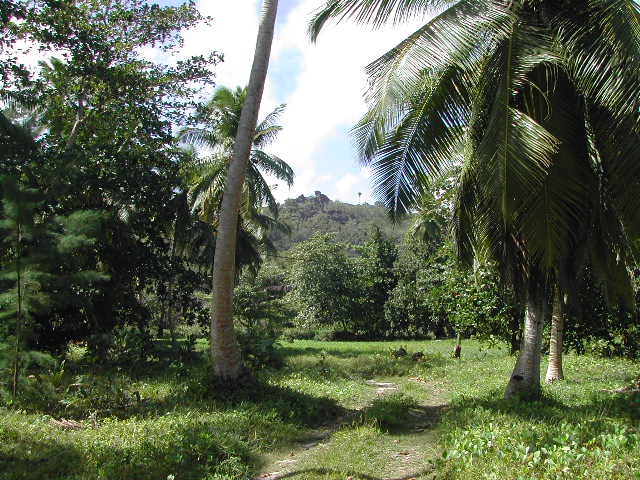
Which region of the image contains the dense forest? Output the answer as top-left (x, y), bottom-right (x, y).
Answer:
top-left (269, 192), bottom-right (410, 249)
top-left (1, 1), bottom-right (640, 479)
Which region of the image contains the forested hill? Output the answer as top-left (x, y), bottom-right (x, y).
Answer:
top-left (270, 191), bottom-right (411, 250)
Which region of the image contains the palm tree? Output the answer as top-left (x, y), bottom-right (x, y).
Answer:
top-left (209, 0), bottom-right (280, 382)
top-left (310, 0), bottom-right (640, 399)
top-left (179, 86), bottom-right (293, 272)
top-left (183, 0), bottom-right (283, 379)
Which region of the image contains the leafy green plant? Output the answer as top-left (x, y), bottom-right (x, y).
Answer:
top-left (236, 331), bottom-right (284, 370)
top-left (362, 392), bottom-right (419, 431)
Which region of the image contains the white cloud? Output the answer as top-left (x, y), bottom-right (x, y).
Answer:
top-left (335, 167), bottom-right (374, 204)
top-left (179, 0), bottom-right (427, 204)
top-left (267, 1), bottom-right (425, 202)
top-left (176, 0), bottom-right (281, 126)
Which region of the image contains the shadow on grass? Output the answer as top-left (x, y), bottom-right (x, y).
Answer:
top-left (446, 386), bottom-right (640, 427)
top-left (201, 380), bottom-right (358, 428)
top-left (359, 395), bottom-right (447, 434)
top-left (22, 367), bottom-right (357, 430)
top-left (0, 439), bottom-right (85, 480)
top-left (0, 419), bottom-right (256, 480)
top-left (265, 466), bottom-right (435, 480)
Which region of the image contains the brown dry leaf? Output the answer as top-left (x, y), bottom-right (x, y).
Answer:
top-left (50, 418), bottom-right (85, 430)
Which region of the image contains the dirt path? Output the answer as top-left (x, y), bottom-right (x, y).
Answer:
top-left (254, 379), bottom-right (447, 480)
top-left (378, 381), bottom-right (447, 480)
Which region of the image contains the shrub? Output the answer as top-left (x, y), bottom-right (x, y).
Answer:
top-left (236, 331), bottom-right (284, 370)
top-left (281, 326), bottom-right (316, 341)
top-left (362, 392), bottom-right (420, 431)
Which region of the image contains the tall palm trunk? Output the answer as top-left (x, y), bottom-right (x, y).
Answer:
top-left (505, 285), bottom-right (548, 400)
top-left (12, 223), bottom-right (22, 397)
top-left (209, 0), bottom-right (279, 380)
top-left (545, 289), bottom-right (565, 383)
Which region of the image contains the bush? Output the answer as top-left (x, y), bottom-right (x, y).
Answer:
top-left (236, 331), bottom-right (284, 370)
top-left (0, 342), bottom-right (59, 409)
top-left (57, 374), bottom-right (144, 418)
top-left (281, 326), bottom-right (316, 341)
top-left (85, 325), bottom-right (152, 366)
top-left (362, 392), bottom-right (420, 430)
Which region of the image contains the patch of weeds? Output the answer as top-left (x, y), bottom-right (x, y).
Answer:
top-left (433, 350), bottom-right (640, 480)
top-left (361, 392), bottom-right (420, 431)
top-left (295, 423), bottom-right (390, 478)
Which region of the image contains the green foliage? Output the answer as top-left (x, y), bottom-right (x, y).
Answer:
top-left (349, 227), bottom-right (398, 337)
top-left (234, 264), bottom-right (293, 335)
top-left (417, 339), bottom-right (640, 480)
top-left (281, 325), bottom-right (317, 341)
top-left (286, 233), bottom-right (359, 331)
top-left (384, 236), bottom-right (446, 338)
top-left (284, 226), bottom-right (521, 343)
top-left (284, 340), bottom-right (445, 380)
top-left (0, 341), bottom-right (56, 406)
top-left (1, 0), bottom-right (218, 354)
top-left (102, 325), bottom-right (153, 366)
top-left (562, 269), bottom-right (640, 358)
top-left (425, 247), bottom-right (521, 349)
top-left (179, 86), bottom-right (294, 276)
top-left (270, 191), bottom-right (410, 250)
top-left (0, 176), bottom-right (105, 397)
top-left (440, 416), bottom-right (640, 479)
top-left (224, 265), bottom-right (292, 370)
top-left (362, 392), bottom-right (419, 431)
top-left (2, 338), bottom-right (639, 479)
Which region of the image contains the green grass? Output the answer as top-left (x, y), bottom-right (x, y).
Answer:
top-left (1, 338), bottom-right (639, 479)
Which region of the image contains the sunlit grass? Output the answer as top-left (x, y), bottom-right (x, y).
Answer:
top-left (1, 338), bottom-right (638, 479)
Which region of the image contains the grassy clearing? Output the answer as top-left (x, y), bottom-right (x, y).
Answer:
top-left (434, 352), bottom-right (640, 480)
top-left (1, 339), bottom-right (639, 479)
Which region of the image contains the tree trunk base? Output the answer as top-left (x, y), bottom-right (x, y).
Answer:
top-left (210, 367), bottom-right (257, 393)
top-left (505, 374), bottom-right (542, 400)
top-left (504, 290), bottom-right (546, 401)
top-left (545, 371), bottom-right (564, 383)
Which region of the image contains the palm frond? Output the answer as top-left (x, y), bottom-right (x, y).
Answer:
top-left (588, 105), bottom-right (640, 238)
top-left (254, 103), bottom-right (286, 148)
top-left (363, 0), bottom-right (513, 112)
top-left (361, 66), bottom-right (468, 216)
top-left (554, 0), bottom-right (640, 127)
top-left (246, 163), bottom-right (279, 216)
top-left (250, 150), bottom-right (295, 186)
top-left (177, 127), bottom-right (220, 150)
top-left (309, 0), bottom-right (459, 40)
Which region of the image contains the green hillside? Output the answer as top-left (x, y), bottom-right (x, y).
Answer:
top-left (270, 191), bottom-right (410, 250)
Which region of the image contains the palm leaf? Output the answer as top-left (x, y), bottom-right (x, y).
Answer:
top-left (309, 0), bottom-right (459, 39)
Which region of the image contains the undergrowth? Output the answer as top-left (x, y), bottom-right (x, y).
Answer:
top-left (1, 338), bottom-right (638, 479)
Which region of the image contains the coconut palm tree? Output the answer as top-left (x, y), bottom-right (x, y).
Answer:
top-left (310, 0), bottom-right (640, 399)
top-left (182, 0), bottom-right (283, 379)
top-left (179, 87), bottom-right (293, 273)
top-left (210, 0), bottom-right (279, 382)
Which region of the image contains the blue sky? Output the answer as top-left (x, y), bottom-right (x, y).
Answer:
top-left (154, 0), bottom-right (426, 203)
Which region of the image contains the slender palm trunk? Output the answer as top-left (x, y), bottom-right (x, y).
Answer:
top-left (210, 0), bottom-right (279, 380)
top-left (12, 223), bottom-right (22, 397)
top-left (545, 289), bottom-right (565, 382)
top-left (509, 303), bottom-right (524, 355)
top-left (505, 286), bottom-right (548, 400)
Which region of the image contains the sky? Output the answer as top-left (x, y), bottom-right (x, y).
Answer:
top-left (156, 0), bottom-right (427, 204)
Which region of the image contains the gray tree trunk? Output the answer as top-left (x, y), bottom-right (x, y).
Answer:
top-left (505, 289), bottom-right (547, 400)
top-left (209, 0), bottom-right (279, 380)
top-left (545, 289), bottom-right (565, 383)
